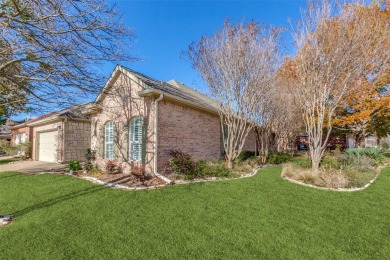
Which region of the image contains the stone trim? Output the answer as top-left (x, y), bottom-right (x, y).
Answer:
top-left (282, 172), bottom-right (380, 192)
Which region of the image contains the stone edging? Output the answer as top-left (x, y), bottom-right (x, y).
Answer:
top-left (170, 165), bottom-right (268, 185)
top-left (282, 172), bottom-right (380, 192)
top-left (35, 165), bottom-right (269, 191)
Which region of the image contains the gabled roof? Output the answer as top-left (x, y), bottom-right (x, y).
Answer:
top-left (11, 103), bottom-right (91, 129)
top-left (94, 65), bottom-right (218, 113)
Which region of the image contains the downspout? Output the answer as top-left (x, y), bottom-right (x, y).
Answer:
top-left (153, 93), bottom-right (171, 184)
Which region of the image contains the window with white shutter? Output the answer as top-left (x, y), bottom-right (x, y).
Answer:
top-left (105, 121), bottom-right (115, 159)
top-left (130, 117), bottom-right (143, 161)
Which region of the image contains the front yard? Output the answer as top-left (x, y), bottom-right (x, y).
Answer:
top-left (1, 167), bottom-right (389, 259)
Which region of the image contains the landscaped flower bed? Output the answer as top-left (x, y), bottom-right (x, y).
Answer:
top-left (281, 148), bottom-right (384, 189)
top-left (72, 171), bottom-right (166, 188)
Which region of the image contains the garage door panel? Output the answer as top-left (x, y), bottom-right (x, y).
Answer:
top-left (38, 131), bottom-right (58, 162)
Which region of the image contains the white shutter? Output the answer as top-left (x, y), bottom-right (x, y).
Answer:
top-left (130, 118), bottom-right (143, 161)
top-left (105, 121), bottom-right (115, 159)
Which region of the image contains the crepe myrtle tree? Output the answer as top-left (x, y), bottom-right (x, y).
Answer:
top-left (187, 20), bottom-right (282, 168)
top-left (0, 0), bottom-right (136, 114)
top-left (290, 0), bottom-right (390, 173)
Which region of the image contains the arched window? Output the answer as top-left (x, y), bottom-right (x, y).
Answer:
top-left (130, 117), bottom-right (143, 161)
top-left (105, 121), bottom-right (115, 159)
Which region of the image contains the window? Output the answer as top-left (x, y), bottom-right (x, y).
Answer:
top-left (105, 121), bottom-right (115, 159)
top-left (130, 117), bottom-right (143, 161)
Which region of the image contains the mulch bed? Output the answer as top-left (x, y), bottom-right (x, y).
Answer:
top-left (73, 171), bottom-right (166, 188)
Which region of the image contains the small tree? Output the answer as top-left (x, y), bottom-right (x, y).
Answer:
top-left (291, 0), bottom-right (390, 173)
top-left (188, 20), bottom-right (281, 168)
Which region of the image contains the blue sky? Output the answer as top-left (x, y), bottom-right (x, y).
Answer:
top-left (106, 0), bottom-right (306, 93)
top-left (14, 0), bottom-right (307, 120)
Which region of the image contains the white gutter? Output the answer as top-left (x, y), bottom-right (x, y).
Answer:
top-left (153, 93), bottom-right (171, 184)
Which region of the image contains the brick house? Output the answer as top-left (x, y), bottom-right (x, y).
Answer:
top-left (85, 65), bottom-right (257, 174)
top-left (10, 104), bottom-right (91, 162)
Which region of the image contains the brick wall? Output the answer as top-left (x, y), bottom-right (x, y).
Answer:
top-left (63, 120), bottom-right (91, 162)
top-left (157, 100), bottom-right (222, 172)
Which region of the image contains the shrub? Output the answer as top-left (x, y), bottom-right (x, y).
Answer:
top-left (343, 148), bottom-right (383, 162)
top-left (168, 150), bottom-right (196, 176)
top-left (131, 165), bottom-right (145, 176)
top-left (89, 167), bottom-right (100, 175)
top-left (0, 140), bottom-right (18, 156)
top-left (321, 156), bottom-right (341, 169)
top-left (338, 154), bottom-right (378, 172)
top-left (104, 160), bottom-right (117, 174)
top-left (68, 160), bottom-right (82, 171)
top-left (267, 153), bottom-right (291, 164)
top-left (237, 150), bottom-right (256, 161)
top-left (18, 141), bottom-right (32, 159)
top-left (195, 160), bottom-right (207, 178)
top-left (319, 167), bottom-right (349, 189)
top-left (201, 160), bottom-right (235, 178)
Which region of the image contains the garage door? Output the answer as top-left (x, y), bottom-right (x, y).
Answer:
top-left (38, 131), bottom-right (58, 162)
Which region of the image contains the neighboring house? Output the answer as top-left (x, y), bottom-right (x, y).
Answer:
top-left (0, 120), bottom-right (25, 142)
top-left (346, 134), bottom-right (390, 149)
top-left (85, 65), bottom-right (257, 174)
top-left (10, 104), bottom-right (91, 162)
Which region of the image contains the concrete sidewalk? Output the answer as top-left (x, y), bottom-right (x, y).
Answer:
top-left (0, 160), bottom-right (66, 174)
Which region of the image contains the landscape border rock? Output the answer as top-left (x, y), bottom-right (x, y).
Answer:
top-left (282, 172), bottom-right (380, 192)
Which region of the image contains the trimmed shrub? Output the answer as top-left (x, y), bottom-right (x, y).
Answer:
top-left (267, 153), bottom-right (291, 164)
top-left (237, 150), bottom-right (256, 161)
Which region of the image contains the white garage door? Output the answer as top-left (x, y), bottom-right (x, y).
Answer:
top-left (38, 131), bottom-right (58, 162)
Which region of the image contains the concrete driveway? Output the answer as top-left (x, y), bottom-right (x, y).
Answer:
top-left (0, 159), bottom-right (67, 174)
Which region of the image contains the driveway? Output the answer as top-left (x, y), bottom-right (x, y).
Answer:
top-left (0, 159), bottom-right (67, 174)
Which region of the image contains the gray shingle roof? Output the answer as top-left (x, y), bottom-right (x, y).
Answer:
top-left (120, 66), bottom-right (218, 111)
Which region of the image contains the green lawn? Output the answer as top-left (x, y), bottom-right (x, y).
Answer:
top-left (1, 167), bottom-right (389, 259)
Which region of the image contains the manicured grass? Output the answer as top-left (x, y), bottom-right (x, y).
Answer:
top-left (1, 167), bottom-right (390, 259)
top-left (0, 157), bottom-right (20, 165)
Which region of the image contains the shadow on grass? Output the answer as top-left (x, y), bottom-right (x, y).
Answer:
top-left (0, 172), bottom-right (24, 179)
top-left (0, 158), bottom-right (21, 165)
top-left (14, 185), bottom-right (106, 217)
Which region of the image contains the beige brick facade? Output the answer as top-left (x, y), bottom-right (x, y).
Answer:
top-left (92, 69), bottom-right (258, 173)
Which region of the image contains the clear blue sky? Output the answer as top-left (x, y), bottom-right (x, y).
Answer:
top-left (14, 0), bottom-right (307, 120)
top-left (106, 0), bottom-right (306, 93)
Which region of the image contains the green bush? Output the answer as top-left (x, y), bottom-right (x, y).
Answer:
top-left (68, 160), bottom-right (82, 171)
top-left (267, 153), bottom-right (291, 164)
top-left (0, 140), bottom-right (18, 156)
top-left (201, 160), bottom-right (236, 178)
top-left (343, 148), bottom-right (383, 162)
top-left (321, 156), bottom-right (341, 169)
top-left (237, 150), bottom-right (256, 161)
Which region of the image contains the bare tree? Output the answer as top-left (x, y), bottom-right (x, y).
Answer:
top-left (0, 0), bottom-right (136, 114)
top-left (188, 20), bottom-right (281, 168)
top-left (291, 0), bottom-right (390, 173)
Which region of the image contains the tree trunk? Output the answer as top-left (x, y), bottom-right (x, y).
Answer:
top-left (227, 158), bottom-right (233, 169)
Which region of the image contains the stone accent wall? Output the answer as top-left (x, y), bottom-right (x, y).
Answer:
top-left (63, 120), bottom-right (91, 162)
top-left (32, 121), bottom-right (63, 162)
